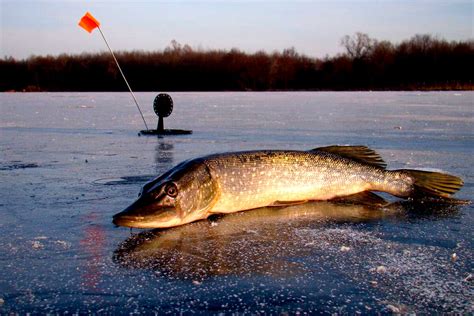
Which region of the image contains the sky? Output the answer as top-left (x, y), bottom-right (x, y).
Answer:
top-left (1, 0), bottom-right (473, 59)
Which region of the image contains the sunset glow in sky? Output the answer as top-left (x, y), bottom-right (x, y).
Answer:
top-left (1, 0), bottom-right (473, 59)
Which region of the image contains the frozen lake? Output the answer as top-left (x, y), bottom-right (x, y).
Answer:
top-left (0, 92), bottom-right (473, 313)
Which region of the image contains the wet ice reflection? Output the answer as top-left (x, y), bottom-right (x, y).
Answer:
top-left (112, 200), bottom-right (471, 312)
top-left (113, 200), bottom-right (460, 278)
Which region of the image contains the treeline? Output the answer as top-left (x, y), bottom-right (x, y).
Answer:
top-left (1, 34), bottom-right (473, 92)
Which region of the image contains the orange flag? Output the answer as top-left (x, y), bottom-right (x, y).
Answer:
top-left (78, 12), bottom-right (100, 33)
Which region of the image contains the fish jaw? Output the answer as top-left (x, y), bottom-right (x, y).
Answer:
top-left (113, 203), bottom-right (211, 229)
top-left (112, 213), bottom-right (183, 229)
top-left (113, 198), bottom-right (182, 229)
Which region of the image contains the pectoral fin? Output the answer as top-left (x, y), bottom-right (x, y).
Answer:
top-left (270, 200), bottom-right (309, 207)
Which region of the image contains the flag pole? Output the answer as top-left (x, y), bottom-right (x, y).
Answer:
top-left (96, 26), bottom-right (149, 131)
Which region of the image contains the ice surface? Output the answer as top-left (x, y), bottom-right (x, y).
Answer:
top-left (0, 92), bottom-right (472, 313)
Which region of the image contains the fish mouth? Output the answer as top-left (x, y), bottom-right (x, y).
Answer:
top-left (113, 201), bottom-right (180, 229)
top-left (112, 214), bottom-right (145, 228)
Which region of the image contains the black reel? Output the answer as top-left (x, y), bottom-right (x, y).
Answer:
top-left (139, 93), bottom-right (191, 135)
top-left (153, 93), bottom-right (173, 118)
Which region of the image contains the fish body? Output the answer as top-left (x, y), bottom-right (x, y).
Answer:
top-left (205, 150), bottom-right (408, 213)
top-left (113, 146), bottom-right (463, 228)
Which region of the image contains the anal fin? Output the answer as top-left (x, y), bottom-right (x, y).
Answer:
top-left (331, 192), bottom-right (389, 206)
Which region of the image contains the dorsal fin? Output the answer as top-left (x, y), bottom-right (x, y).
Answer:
top-left (309, 145), bottom-right (387, 169)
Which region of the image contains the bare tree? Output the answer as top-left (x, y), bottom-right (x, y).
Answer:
top-left (341, 32), bottom-right (377, 59)
top-left (406, 34), bottom-right (437, 54)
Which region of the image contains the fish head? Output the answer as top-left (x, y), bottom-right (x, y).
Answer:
top-left (113, 159), bottom-right (218, 229)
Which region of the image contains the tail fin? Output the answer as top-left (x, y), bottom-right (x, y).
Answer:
top-left (404, 169), bottom-right (464, 198)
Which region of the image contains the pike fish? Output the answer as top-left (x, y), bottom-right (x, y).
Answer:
top-left (113, 145), bottom-right (464, 228)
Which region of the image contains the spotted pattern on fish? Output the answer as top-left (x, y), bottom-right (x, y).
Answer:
top-left (204, 150), bottom-right (413, 213)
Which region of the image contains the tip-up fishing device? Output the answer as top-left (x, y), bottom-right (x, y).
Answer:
top-left (79, 12), bottom-right (192, 135)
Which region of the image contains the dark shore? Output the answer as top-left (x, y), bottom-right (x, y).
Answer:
top-left (1, 34), bottom-right (472, 93)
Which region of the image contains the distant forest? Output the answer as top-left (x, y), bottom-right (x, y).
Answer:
top-left (1, 33), bottom-right (473, 92)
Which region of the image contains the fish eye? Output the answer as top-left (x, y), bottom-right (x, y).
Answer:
top-left (165, 183), bottom-right (178, 198)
